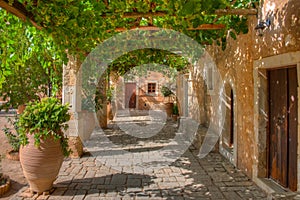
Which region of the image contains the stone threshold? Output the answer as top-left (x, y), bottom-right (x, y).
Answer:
top-left (254, 177), bottom-right (300, 199)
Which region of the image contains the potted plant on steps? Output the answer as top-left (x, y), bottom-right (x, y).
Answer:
top-left (0, 173), bottom-right (11, 196)
top-left (2, 117), bottom-right (21, 161)
top-left (172, 103), bottom-right (179, 121)
top-left (18, 97), bottom-right (71, 194)
top-left (161, 85), bottom-right (174, 117)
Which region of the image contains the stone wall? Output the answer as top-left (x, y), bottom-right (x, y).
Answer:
top-left (205, 20), bottom-right (256, 177)
top-left (184, 0), bottom-right (300, 179)
top-left (252, 0), bottom-right (300, 189)
top-left (253, 0), bottom-right (300, 59)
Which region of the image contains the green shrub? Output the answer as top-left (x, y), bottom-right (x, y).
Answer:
top-left (2, 117), bottom-right (21, 152)
top-left (18, 97), bottom-right (71, 157)
top-left (172, 104), bottom-right (179, 115)
top-left (161, 85), bottom-right (174, 97)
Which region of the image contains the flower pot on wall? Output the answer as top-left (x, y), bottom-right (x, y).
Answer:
top-left (20, 134), bottom-right (64, 194)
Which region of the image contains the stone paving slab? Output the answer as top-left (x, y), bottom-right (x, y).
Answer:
top-left (0, 113), bottom-right (274, 199)
top-left (10, 150), bottom-right (270, 200)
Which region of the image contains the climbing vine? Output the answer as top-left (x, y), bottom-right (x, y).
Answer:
top-left (110, 49), bottom-right (188, 76)
top-left (0, 0), bottom-right (259, 108)
top-left (10, 0), bottom-right (259, 58)
top-left (0, 9), bottom-right (67, 109)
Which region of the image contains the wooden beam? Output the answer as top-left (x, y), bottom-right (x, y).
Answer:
top-left (113, 26), bottom-right (160, 32)
top-left (110, 24), bottom-right (225, 32)
top-left (215, 8), bottom-right (257, 16)
top-left (0, 0), bottom-right (42, 29)
top-left (122, 11), bottom-right (167, 18)
top-left (187, 24), bottom-right (225, 30)
top-left (105, 8), bottom-right (257, 19)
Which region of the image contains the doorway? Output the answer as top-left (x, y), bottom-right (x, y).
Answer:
top-left (125, 83), bottom-right (136, 109)
top-left (268, 66), bottom-right (298, 191)
top-left (222, 88), bottom-right (234, 149)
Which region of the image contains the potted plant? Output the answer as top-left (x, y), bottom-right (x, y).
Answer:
top-left (172, 103), bottom-right (179, 121)
top-left (0, 173), bottom-right (10, 196)
top-left (161, 85), bottom-right (174, 117)
top-left (18, 97), bottom-right (71, 194)
top-left (106, 86), bottom-right (115, 121)
top-left (2, 117), bottom-right (21, 161)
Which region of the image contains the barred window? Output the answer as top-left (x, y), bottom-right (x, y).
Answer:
top-left (148, 83), bottom-right (156, 93)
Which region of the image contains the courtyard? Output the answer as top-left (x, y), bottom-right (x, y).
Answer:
top-left (0, 0), bottom-right (300, 199)
top-left (0, 111), bottom-right (271, 200)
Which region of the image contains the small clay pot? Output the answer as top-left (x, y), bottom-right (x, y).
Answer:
top-left (6, 150), bottom-right (19, 161)
top-left (0, 175), bottom-right (11, 196)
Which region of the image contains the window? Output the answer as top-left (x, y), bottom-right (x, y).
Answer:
top-left (148, 83), bottom-right (156, 93)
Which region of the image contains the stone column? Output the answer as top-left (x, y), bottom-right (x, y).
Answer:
top-left (62, 54), bottom-right (84, 158)
top-left (62, 54), bottom-right (109, 157)
top-left (96, 75), bottom-right (108, 129)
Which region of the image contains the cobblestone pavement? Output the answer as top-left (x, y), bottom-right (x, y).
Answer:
top-left (5, 110), bottom-right (269, 199)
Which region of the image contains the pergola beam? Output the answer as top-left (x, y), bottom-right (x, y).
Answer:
top-left (187, 24), bottom-right (225, 30)
top-left (0, 0), bottom-right (41, 29)
top-left (105, 8), bottom-right (257, 19)
top-left (215, 8), bottom-right (257, 15)
top-left (111, 24), bottom-right (225, 32)
top-left (122, 11), bottom-right (167, 18)
top-left (120, 9), bottom-right (258, 18)
top-left (0, 0), bottom-right (256, 31)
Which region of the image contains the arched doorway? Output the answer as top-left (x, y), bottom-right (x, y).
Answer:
top-left (220, 82), bottom-right (237, 166)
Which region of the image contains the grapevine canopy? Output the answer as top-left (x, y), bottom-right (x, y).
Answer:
top-left (0, 0), bottom-right (258, 78)
top-left (1, 0), bottom-right (258, 55)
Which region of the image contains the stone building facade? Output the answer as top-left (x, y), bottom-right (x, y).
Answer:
top-left (177, 0), bottom-right (300, 193)
top-left (114, 71), bottom-right (175, 110)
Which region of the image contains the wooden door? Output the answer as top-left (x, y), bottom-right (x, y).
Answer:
top-left (229, 89), bottom-right (234, 147)
top-left (222, 86), bottom-right (234, 149)
top-left (268, 66), bottom-right (298, 191)
top-left (125, 83), bottom-right (136, 109)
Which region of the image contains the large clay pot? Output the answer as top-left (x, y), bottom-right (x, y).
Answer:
top-left (19, 134), bottom-right (64, 194)
top-left (107, 102), bottom-right (114, 120)
top-left (164, 102), bottom-right (174, 117)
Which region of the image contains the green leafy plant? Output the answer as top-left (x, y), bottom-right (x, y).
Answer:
top-left (18, 97), bottom-right (71, 157)
top-left (0, 11), bottom-right (66, 111)
top-left (2, 117), bottom-right (21, 152)
top-left (1, 1), bottom-right (256, 64)
top-left (0, 173), bottom-right (7, 186)
top-left (172, 103), bottom-right (179, 115)
top-left (161, 85), bottom-right (174, 97)
top-left (106, 86), bottom-right (115, 102)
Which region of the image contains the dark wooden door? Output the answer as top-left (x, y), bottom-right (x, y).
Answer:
top-left (125, 83), bottom-right (136, 109)
top-left (268, 66), bottom-right (298, 191)
top-left (229, 89), bottom-right (234, 147)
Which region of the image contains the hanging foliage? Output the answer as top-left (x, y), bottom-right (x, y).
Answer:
top-left (0, 9), bottom-right (67, 110)
top-left (1, 0), bottom-right (259, 58)
top-left (0, 0), bottom-right (259, 102)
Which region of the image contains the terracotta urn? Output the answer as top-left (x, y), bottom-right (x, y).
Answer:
top-left (164, 102), bottom-right (174, 117)
top-left (19, 134), bottom-right (64, 194)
